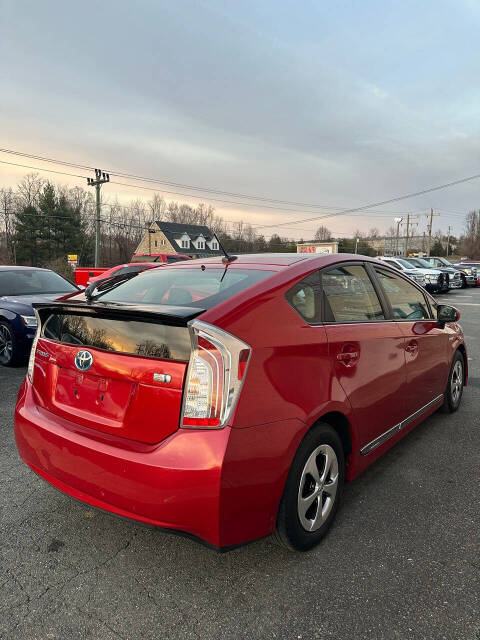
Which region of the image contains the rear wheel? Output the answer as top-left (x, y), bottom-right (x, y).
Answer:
top-left (441, 351), bottom-right (465, 413)
top-left (0, 321), bottom-right (19, 366)
top-left (274, 423), bottom-right (345, 551)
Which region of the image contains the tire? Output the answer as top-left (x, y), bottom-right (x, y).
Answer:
top-left (0, 321), bottom-right (20, 366)
top-left (274, 423), bottom-right (345, 551)
top-left (441, 350), bottom-right (465, 413)
top-left (460, 275), bottom-right (467, 289)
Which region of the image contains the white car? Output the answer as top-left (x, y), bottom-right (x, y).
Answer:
top-left (378, 257), bottom-right (448, 293)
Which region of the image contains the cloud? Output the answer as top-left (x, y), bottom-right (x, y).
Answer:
top-left (2, 0), bottom-right (480, 238)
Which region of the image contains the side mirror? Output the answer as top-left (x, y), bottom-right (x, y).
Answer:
top-left (437, 304), bottom-right (460, 328)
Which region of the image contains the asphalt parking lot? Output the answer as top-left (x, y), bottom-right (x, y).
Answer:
top-left (1, 288), bottom-right (479, 640)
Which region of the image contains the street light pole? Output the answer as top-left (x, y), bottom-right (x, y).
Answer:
top-left (87, 169), bottom-right (110, 267)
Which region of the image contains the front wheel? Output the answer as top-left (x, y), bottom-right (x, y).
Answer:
top-left (460, 275), bottom-right (467, 289)
top-left (0, 321), bottom-right (19, 366)
top-left (441, 351), bottom-right (465, 413)
top-left (274, 423), bottom-right (345, 551)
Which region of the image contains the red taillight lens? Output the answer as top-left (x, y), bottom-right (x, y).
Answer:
top-left (238, 348), bottom-right (250, 380)
top-left (181, 322), bottom-right (251, 429)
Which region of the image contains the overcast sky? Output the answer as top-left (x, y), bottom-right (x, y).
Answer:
top-left (2, 0), bottom-right (480, 239)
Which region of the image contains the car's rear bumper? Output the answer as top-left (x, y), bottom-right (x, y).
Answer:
top-left (15, 379), bottom-right (301, 548)
top-left (15, 379), bottom-right (228, 546)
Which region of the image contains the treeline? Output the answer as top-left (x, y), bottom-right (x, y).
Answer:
top-left (1, 173), bottom-right (478, 274)
top-left (0, 173), bottom-right (300, 275)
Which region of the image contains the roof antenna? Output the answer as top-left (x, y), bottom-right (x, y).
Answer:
top-left (218, 237), bottom-right (237, 264)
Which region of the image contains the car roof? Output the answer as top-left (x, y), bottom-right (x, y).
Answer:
top-left (165, 253), bottom-right (368, 269)
top-left (0, 265), bottom-right (51, 271)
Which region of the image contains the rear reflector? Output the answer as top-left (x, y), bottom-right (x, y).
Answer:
top-left (27, 311), bottom-right (41, 382)
top-left (181, 321), bottom-right (251, 429)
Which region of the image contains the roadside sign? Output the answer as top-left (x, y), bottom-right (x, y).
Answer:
top-left (67, 254), bottom-right (78, 267)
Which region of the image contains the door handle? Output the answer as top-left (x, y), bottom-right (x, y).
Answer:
top-left (337, 351), bottom-right (359, 364)
top-left (405, 341), bottom-right (419, 354)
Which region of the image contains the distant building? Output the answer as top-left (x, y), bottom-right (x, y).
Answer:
top-left (383, 235), bottom-right (427, 256)
top-left (135, 221), bottom-right (223, 259)
top-left (296, 241), bottom-right (339, 254)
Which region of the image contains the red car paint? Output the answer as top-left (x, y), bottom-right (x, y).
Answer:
top-left (14, 254), bottom-right (467, 548)
top-left (130, 253), bottom-right (191, 264)
top-left (87, 262), bottom-right (161, 285)
top-left (74, 267), bottom-right (109, 287)
top-left (74, 263), bottom-right (161, 287)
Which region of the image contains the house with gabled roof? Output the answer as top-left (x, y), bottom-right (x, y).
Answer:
top-left (134, 221), bottom-right (223, 259)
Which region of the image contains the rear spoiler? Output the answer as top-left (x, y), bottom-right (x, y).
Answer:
top-left (32, 300), bottom-right (206, 327)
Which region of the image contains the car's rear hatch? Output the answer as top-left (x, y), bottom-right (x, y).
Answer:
top-left (31, 301), bottom-right (202, 444)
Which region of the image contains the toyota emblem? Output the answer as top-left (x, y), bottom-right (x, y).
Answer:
top-left (75, 350), bottom-right (93, 371)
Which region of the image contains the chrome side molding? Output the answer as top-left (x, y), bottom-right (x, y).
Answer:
top-left (360, 394), bottom-right (444, 456)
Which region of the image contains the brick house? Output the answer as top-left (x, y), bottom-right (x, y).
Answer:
top-left (135, 221), bottom-right (223, 259)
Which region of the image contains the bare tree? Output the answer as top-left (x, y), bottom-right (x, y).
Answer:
top-left (0, 187), bottom-right (16, 262)
top-left (461, 211), bottom-right (480, 258)
top-left (148, 194), bottom-right (166, 221)
top-left (314, 225), bottom-right (331, 241)
top-left (17, 173), bottom-right (45, 208)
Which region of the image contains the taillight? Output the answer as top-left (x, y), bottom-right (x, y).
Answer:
top-left (181, 321), bottom-right (251, 429)
top-left (27, 311), bottom-right (41, 382)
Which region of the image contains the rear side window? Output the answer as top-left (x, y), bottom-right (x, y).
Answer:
top-left (374, 268), bottom-right (431, 320)
top-left (322, 265), bottom-right (385, 323)
top-left (98, 268), bottom-right (273, 309)
top-left (286, 271), bottom-right (321, 322)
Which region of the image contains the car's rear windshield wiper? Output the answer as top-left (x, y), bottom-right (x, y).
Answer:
top-left (84, 271), bottom-right (141, 302)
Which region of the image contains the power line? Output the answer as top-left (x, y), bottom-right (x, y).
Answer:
top-left (1, 154), bottom-right (474, 235)
top-left (0, 146), bottom-right (374, 210)
top-left (1, 147), bottom-right (473, 220)
top-left (253, 172), bottom-right (480, 230)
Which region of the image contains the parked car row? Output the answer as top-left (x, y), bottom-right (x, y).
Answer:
top-left (378, 255), bottom-right (478, 292)
top-left (74, 253), bottom-right (191, 287)
top-left (10, 253), bottom-right (468, 552)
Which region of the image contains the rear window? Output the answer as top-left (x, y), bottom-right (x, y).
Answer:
top-left (166, 255), bottom-right (189, 263)
top-left (43, 314), bottom-right (191, 360)
top-left (98, 268), bottom-right (274, 309)
top-left (113, 265), bottom-right (156, 276)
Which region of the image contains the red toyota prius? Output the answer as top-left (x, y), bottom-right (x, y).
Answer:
top-left (14, 254), bottom-right (467, 551)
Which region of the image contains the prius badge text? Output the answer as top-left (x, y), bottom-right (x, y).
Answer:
top-left (75, 350), bottom-right (93, 371)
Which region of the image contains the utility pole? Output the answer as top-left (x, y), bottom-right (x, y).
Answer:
top-left (401, 214), bottom-right (419, 256)
top-left (446, 225), bottom-right (451, 257)
top-left (394, 217), bottom-right (403, 255)
top-left (405, 214), bottom-right (411, 256)
top-left (87, 169), bottom-right (110, 267)
top-left (426, 208), bottom-right (440, 257)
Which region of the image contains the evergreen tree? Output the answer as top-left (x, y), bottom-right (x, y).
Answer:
top-left (430, 240), bottom-right (446, 256)
top-left (38, 182), bottom-right (57, 259)
top-left (14, 205), bottom-right (42, 265)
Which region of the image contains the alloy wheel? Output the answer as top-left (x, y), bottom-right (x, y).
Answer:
top-left (297, 444), bottom-right (339, 532)
top-left (0, 324), bottom-right (13, 365)
top-left (451, 360), bottom-right (463, 405)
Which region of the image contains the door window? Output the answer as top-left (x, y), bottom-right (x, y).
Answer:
top-left (321, 265), bottom-right (384, 322)
top-left (374, 267), bottom-right (431, 320)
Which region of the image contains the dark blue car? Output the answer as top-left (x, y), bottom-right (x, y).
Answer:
top-left (0, 266), bottom-right (78, 366)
